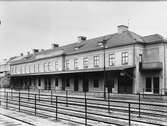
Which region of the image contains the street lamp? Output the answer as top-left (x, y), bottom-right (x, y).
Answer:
top-left (98, 38), bottom-right (109, 99)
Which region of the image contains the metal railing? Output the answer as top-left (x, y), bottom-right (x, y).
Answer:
top-left (0, 89), bottom-right (167, 126)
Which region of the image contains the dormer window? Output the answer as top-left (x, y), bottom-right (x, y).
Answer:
top-left (74, 44), bottom-right (85, 50)
top-left (74, 47), bottom-right (79, 50)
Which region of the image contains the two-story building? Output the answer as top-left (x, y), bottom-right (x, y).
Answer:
top-left (9, 25), bottom-right (167, 95)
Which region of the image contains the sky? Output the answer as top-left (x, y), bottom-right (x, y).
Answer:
top-left (0, 1), bottom-right (167, 60)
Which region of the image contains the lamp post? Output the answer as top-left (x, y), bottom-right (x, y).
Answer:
top-left (99, 39), bottom-right (108, 99)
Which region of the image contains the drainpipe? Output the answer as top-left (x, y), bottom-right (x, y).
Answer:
top-left (163, 42), bottom-right (166, 94)
top-left (133, 44), bottom-right (136, 93)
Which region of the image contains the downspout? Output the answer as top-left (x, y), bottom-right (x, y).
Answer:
top-left (133, 44), bottom-right (136, 93)
top-left (163, 42), bottom-right (166, 94)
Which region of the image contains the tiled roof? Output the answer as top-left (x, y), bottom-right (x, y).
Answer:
top-left (142, 34), bottom-right (164, 43)
top-left (10, 30), bottom-right (165, 65)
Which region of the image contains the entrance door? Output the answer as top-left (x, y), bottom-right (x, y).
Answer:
top-left (44, 78), bottom-right (47, 90)
top-left (146, 77), bottom-right (152, 92)
top-left (48, 78), bottom-right (51, 90)
top-left (74, 79), bottom-right (79, 91)
top-left (153, 77), bottom-right (159, 94)
top-left (118, 76), bottom-right (132, 94)
top-left (83, 79), bottom-right (89, 92)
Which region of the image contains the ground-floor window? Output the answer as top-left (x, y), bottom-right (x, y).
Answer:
top-left (93, 79), bottom-right (99, 88)
top-left (145, 76), bottom-right (159, 93)
top-left (66, 78), bottom-right (70, 87)
top-left (38, 78), bottom-right (41, 86)
top-left (55, 78), bottom-right (58, 87)
top-left (146, 77), bottom-right (152, 92)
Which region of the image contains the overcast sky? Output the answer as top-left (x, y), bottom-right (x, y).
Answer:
top-left (0, 1), bottom-right (167, 59)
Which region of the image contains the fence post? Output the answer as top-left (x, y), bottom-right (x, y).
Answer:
top-left (6, 92), bottom-right (8, 109)
top-left (38, 89), bottom-right (40, 102)
top-left (19, 91), bottom-right (20, 111)
top-left (35, 94), bottom-right (37, 116)
top-left (51, 89), bottom-right (53, 104)
top-left (66, 90), bottom-right (68, 107)
top-left (56, 96), bottom-right (58, 120)
top-left (138, 93), bottom-right (141, 118)
top-left (108, 91), bottom-right (111, 113)
top-left (128, 103), bottom-right (131, 126)
top-left (10, 88), bottom-right (12, 99)
top-left (85, 91), bottom-right (87, 126)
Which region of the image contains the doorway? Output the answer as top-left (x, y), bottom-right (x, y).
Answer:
top-left (118, 76), bottom-right (133, 94)
top-left (83, 79), bottom-right (89, 92)
top-left (74, 78), bottom-right (79, 91)
top-left (153, 77), bottom-right (159, 94)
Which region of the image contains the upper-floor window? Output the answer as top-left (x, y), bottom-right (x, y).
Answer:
top-left (94, 56), bottom-right (100, 67)
top-left (44, 63), bottom-right (48, 72)
top-left (65, 60), bottom-right (69, 70)
top-left (83, 57), bottom-right (88, 68)
top-left (24, 65), bottom-right (26, 73)
top-left (121, 52), bottom-right (128, 65)
top-left (55, 61), bottom-right (58, 71)
top-left (74, 59), bottom-right (78, 69)
top-left (37, 64), bottom-right (40, 72)
top-left (48, 62), bottom-right (52, 71)
top-left (26, 65), bottom-right (29, 73)
top-left (20, 66), bottom-right (22, 74)
top-left (11, 67), bottom-right (14, 74)
top-left (109, 53), bottom-right (115, 66)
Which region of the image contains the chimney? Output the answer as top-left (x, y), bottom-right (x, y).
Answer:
top-left (77, 36), bottom-right (87, 43)
top-left (40, 49), bottom-right (45, 52)
top-left (32, 49), bottom-right (39, 54)
top-left (51, 43), bottom-right (59, 49)
top-left (27, 51), bottom-right (30, 55)
top-left (20, 53), bottom-right (23, 56)
top-left (117, 25), bottom-right (128, 34)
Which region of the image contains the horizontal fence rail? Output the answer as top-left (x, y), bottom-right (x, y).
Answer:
top-left (0, 89), bottom-right (167, 126)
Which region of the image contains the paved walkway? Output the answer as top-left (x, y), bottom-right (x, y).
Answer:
top-left (0, 108), bottom-right (69, 126)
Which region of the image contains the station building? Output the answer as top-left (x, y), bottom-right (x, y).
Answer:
top-left (9, 25), bottom-right (167, 95)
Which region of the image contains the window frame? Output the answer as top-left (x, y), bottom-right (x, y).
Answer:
top-left (109, 53), bottom-right (115, 66)
top-left (94, 55), bottom-right (100, 67)
top-left (65, 60), bottom-right (70, 70)
top-left (74, 58), bottom-right (79, 69)
top-left (83, 57), bottom-right (88, 68)
top-left (93, 79), bottom-right (99, 88)
top-left (121, 52), bottom-right (128, 65)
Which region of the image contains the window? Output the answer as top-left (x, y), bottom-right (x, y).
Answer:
top-left (20, 66), bottom-right (22, 74)
top-left (55, 61), bottom-right (58, 71)
top-left (146, 77), bottom-right (152, 92)
top-left (24, 65), bottom-right (26, 73)
top-left (121, 52), bottom-right (128, 65)
top-left (38, 78), bottom-right (41, 86)
top-left (37, 64), bottom-right (40, 72)
top-left (65, 60), bottom-right (69, 70)
top-left (109, 53), bottom-right (115, 66)
top-left (55, 78), bottom-right (58, 87)
top-left (26, 65), bottom-right (29, 73)
top-left (44, 63), bottom-right (48, 72)
top-left (28, 65), bottom-right (31, 73)
top-left (83, 57), bottom-right (88, 68)
top-left (94, 56), bottom-right (100, 67)
top-left (74, 59), bottom-right (78, 69)
top-left (66, 78), bottom-right (70, 87)
top-left (93, 79), bottom-right (99, 88)
top-left (48, 62), bottom-right (51, 71)
top-left (33, 64), bottom-right (36, 73)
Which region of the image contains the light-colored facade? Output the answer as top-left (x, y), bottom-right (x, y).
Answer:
top-left (9, 25), bottom-right (167, 95)
top-left (0, 59), bottom-right (10, 87)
